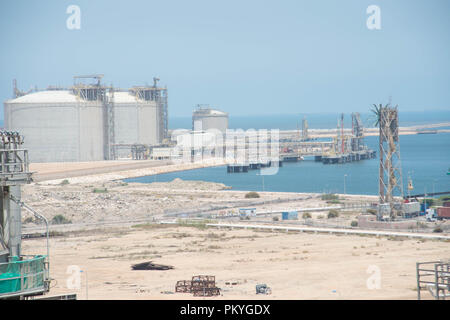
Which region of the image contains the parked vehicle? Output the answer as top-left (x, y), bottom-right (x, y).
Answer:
top-left (436, 207), bottom-right (450, 220)
top-left (427, 207), bottom-right (450, 221)
top-left (426, 209), bottom-right (437, 222)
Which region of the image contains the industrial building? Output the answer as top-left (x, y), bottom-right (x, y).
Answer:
top-left (192, 105), bottom-right (228, 133)
top-left (3, 75), bottom-right (168, 162)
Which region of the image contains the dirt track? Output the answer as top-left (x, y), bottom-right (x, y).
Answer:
top-left (30, 160), bottom-right (171, 182)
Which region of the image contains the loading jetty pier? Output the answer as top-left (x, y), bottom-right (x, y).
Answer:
top-left (225, 112), bottom-right (376, 173)
top-left (316, 149), bottom-right (376, 164)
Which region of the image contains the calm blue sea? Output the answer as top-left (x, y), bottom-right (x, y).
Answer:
top-left (125, 132), bottom-right (450, 196)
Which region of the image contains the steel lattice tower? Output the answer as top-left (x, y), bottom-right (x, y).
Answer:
top-left (378, 104), bottom-right (404, 219)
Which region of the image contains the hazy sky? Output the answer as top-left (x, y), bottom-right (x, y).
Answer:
top-left (1, 0), bottom-right (449, 117)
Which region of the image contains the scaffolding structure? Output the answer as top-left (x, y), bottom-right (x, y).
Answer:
top-left (12, 79), bottom-right (33, 99)
top-left (106, 88), bottom-right (116, 160)
top-left (416, 260), bottom-right (450, 300)
top-left (377, 104), bottom-right (404, 219)
top-left (71, 75), bottom-right (168, 160)
top-left (333, 113), bottom-right (350, 155)
top-left (72, 75), bottom-right (117, 160)
top-left (129, 77), bottom-right (168, 142)
top-left (351, 112), bottom-right (364, 152)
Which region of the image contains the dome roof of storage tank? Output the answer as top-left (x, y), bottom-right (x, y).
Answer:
top-left (193, 108), bottom-right (228, 116)
top-left (6, 90), bottom-right (78, 104)
top-left (108, 91), bottom-right (137, 103)
top-left (108, 91), bottom-right (158, 103)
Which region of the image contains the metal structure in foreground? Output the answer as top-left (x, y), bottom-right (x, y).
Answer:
top-left (416, 260), bottom-right (450, 300)
top-left (0, 131), bottom-right (49, 299)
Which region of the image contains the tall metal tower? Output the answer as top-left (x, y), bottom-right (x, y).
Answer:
top-left (351, 112), bottom-right (364, 151)
top-left (152, 77), bottom-right (169, 141)
top-left (301, 117), bottom-right (309, 141)
top-left (340, 113), bottom-right (345, 154)
top-left (377, 104), bottom-right (404, 219)
top-left (335, 113), bottom-right (345, 154)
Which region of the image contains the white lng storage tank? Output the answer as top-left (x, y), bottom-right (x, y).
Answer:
top-left (3, 76), bottom-right (168, 162)
top-left (4, 89), bottom-right (105, 162)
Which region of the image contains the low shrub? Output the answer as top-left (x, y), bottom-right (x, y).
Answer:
top-left (245, 192), bottom-right (260, 199)
top-left (351, 220), bottom-right (358, 227)
top-left (93, 188), bottom-right (108, 193)
top-left (327, 210), bottom-right (339, 218)
top-left (321, 194), bottom-right (339, 201)
top-left (51, 214), bottom-right (72, 225)
top-left (23, 217), bottom-right (34, 224)
top-left (433, 227), bottom-right (443, 233)
top-left (327, 199), bottom-right (341, 204)
top-left (302, 212), bottom-right (312, 219)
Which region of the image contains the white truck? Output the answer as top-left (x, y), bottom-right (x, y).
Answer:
top-left (426, 208), bottom-right (437, 222)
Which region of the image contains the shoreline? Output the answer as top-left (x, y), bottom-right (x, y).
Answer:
top-left (32, 159), bottom-right (227, 184)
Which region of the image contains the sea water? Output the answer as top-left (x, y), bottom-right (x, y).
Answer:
top-left (125, 132), bottom-right (450, 196)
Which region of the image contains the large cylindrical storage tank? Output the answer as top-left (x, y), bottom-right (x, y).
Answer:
top-left (4, 90), bottom-right (105, 162)
top-left (192, 108), bottom-right (228, 133)
top-left (112, 91), bottom-right (161, 158)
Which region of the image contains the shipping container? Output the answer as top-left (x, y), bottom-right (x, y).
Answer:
top-left (402, 202), bottom-right (420, 214)
top-left (437, 207), bottom-right (450, 219)
top-left (282, 211), bottom-right (298, 220)
top-left (420, 203), bottom-right (426, 213)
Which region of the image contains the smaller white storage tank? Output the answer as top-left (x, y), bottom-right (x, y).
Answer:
top-left (192, 106), bottom-right (228, 133)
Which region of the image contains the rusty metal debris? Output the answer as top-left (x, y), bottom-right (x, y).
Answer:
top-left (131, 261), bottom-right (174, 270)
top-left (175, 280), bottom-right (193, 293)
top-left (175, 275), bottom-right (221, 296)
top-left (193, 287), bottom-right (221, 297)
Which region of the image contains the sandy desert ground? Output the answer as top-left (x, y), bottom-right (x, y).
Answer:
top-left (18, 159), bottom-right (449, 300)
top-left (22, 223), bottom-right (449, 300)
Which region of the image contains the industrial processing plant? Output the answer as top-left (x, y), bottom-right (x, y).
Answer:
top-left (3, 75), bottom-right (168, 162)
